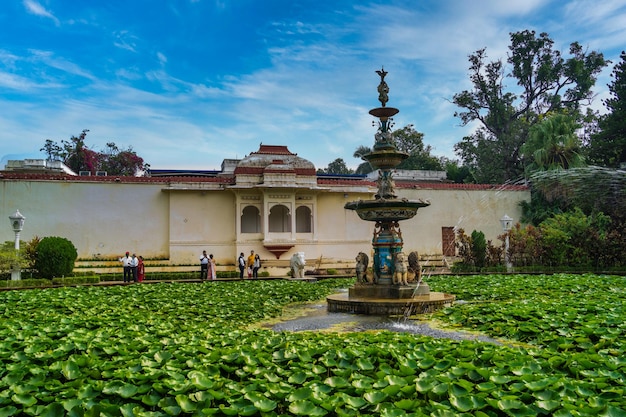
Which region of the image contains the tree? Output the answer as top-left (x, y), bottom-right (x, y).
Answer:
top-left (452, 30), bottom-right (607, 183)
top-left (318, 158), bottom-right (354, 175)
top-left (41, 130), bottom-right (149, 176)
top-left (588, 51), bottom-right (626, 168)
top-left (393, 125), bottom-right (445, 171)
top-left (522, 112), bottom-right (586, 173)
top-left (353, 145), bottom-right (373, 174)
top-left (444, 160), bottom-right (475, 183)
top-left (350, 125), bottom-right (444, 174)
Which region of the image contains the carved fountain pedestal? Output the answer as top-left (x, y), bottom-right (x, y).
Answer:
top-left (326, 68), bottom-right (454, 315)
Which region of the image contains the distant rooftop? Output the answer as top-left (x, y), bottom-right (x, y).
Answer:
top-left (4, 159), bottom-right (76, 175)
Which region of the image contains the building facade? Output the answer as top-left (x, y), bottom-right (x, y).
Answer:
top-left (1, 145), bottom-right (529, 272)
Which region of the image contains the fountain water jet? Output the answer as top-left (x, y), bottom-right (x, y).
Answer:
top-left (327, 68), bottom-right (455, 315)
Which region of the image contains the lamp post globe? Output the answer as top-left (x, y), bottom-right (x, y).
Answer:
top-left (500, 214), bottom-right (513, 232)
top-left (500, 214), bottom-right (513, 272)
top-left (8, 209), bottom-right (25, 280)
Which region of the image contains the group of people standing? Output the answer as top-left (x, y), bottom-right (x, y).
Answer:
top-left (120, 252), bottom-right (145, 283)
top-left (238, 250), bottom-right (261, 279)
top-left (200, 250), bottom-right (217, 281)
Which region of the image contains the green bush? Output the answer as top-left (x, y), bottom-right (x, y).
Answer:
top-left (0, 241), bottom-right (28, 274)
top-left (34, 237), bottom-right (78, 279)
top-left (0, 278), bottom-right (52, 288)
top-left (507, 208), bottom-right (623, 270)
top-left (52, 276), bottom-right (100, 286)
top-left (470, 230), bottom-right (487, 268)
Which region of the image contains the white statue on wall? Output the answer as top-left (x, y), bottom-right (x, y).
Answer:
top-left (290, 252), bottom-right (306, 278)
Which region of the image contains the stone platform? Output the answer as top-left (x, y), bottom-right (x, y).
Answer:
top-left (348, 282), bottom-right (431, 299)
top-left (327, 291), bottom-right (455, 315)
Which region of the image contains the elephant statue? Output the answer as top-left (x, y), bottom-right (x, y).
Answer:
top-left (290, 252), bottom-right (306, 278)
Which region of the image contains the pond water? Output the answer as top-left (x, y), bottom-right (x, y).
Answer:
top-left (269, 296), bottom-right (503, 345)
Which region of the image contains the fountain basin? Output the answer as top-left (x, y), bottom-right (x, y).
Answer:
top-left (362, 150), bottom-right (408, 170)
top-left (344, 199), bottom-right (430, 222)
top-left (327, 292), bottom-right (455, 315)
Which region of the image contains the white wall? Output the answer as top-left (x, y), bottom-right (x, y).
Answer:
top-left (1, 181), bottom-right (170, 260)
top-left (0, 179), bottom-right (529, 267)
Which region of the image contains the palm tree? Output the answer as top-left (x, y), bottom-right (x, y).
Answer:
top-left (523, 113), bottom-right (586, 174)
top-left (353, 145), bottom-right (373, 174)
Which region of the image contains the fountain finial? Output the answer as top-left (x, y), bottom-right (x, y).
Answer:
top-left (375, 67), bottom-right (389, 107)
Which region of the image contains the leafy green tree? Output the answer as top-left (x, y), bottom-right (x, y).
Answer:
top-left (522, 113), bottom-right (586, 173)
top-left (453, 30), bottom-right (607, 184)
top-left (41, 130), bottom-right (149, 176)
top-left (444, 160), bottom-right (475, 183)
top-left (351, 125), bottom-right (444, 174)
top-left (588, 51), bottom-right (626, 168)
top-left (34, 236), bottom-right (77, 279)
top-left (520, 189), bottom-right (564, 226)
top-left (394, 125), bottom-right (444, 171)
top-left (318, 158), bottom-right (354, 175)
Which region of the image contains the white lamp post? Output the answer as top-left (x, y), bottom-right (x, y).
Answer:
top-left (9, 210), bottom-right (26, 281)
top-left (500, 214), bottom-right (513, 272)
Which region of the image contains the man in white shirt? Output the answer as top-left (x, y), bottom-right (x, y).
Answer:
top-left (120, 252), bottom-right (132, 282)
top-left (200, 250), bottom-right (209, 281)
top-left (131, 254), bottom-right (139, 282)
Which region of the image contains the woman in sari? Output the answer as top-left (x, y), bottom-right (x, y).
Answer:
top-left (137, 256), bottom-right (145, 282)
top-left (209, 254), bottom-right (217, 280)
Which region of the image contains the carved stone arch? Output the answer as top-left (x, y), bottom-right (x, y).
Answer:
top-left (268, 204), bottom-right (291, 232)
top-left (241, 205), bottom-right (261, 233)
top-left (295, 205), bottom-right (312, 233)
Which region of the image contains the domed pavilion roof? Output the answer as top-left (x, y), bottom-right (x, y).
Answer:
top-left (233, 144), bottom-right (317, 187)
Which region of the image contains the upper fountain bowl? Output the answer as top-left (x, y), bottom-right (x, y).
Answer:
top-left (344, 198), bottom-right (430, 222)
top-left (369, 107), bottom-right (399, 119)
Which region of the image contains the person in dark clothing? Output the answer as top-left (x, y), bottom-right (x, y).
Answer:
top-left (238, 252), bottom-right (246, 278)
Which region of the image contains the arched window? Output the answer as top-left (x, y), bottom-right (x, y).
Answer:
top-left (241, 205), bottom-right (261, 233)
top-left (296, 206), bottom-right (312, 233)
top-left (268, 204), bottom-right (291, 232)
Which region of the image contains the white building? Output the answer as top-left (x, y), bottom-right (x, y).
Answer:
top-left (0, 144), bottom-right (529, 272)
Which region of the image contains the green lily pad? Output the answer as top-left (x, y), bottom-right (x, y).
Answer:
top-left (289, 400), bottom-right (327, 416)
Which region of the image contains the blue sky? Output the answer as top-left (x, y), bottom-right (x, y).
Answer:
top-left (1, 0), bottom-right (625, 171)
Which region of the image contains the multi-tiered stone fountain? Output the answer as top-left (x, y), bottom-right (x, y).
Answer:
top-left (327, 69), bottom-right (455, 315)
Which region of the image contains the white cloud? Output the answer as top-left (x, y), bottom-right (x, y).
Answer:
top-left (22, 0), bottom-right (60, 26)
top-left (28, 49), bottom-right (95, 81)
top-left (157, 52), bottom-right (168, 66)
top-left (113, 31), bottom-right (138, 52)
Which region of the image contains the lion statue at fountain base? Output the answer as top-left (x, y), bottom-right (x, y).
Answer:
top-left (393, 252), bottom-right (409, 286)
top-left (355, 252), bottom-right (373, 284)
top-left (290, 252), bottom-right (306, 278)
top-left (407, 251), bottom-right (422, 283)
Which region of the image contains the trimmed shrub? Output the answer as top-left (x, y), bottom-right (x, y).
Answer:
top-left (52, 276), bottom-right (100, 286)
top-left (0, 278), bottom-right (52, 288)
top-left (34, 237), bottom-right (78, 279)
top-left (470, 230), bottom-right (487, 268)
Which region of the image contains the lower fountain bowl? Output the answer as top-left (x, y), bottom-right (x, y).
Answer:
top-left (344, 199), bottom-right (430, 222)
top-left (327, 291), bottom-right (455, 315)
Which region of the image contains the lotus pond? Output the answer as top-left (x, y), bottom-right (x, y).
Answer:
top-left (1, 274), bottom-right (625, 416)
